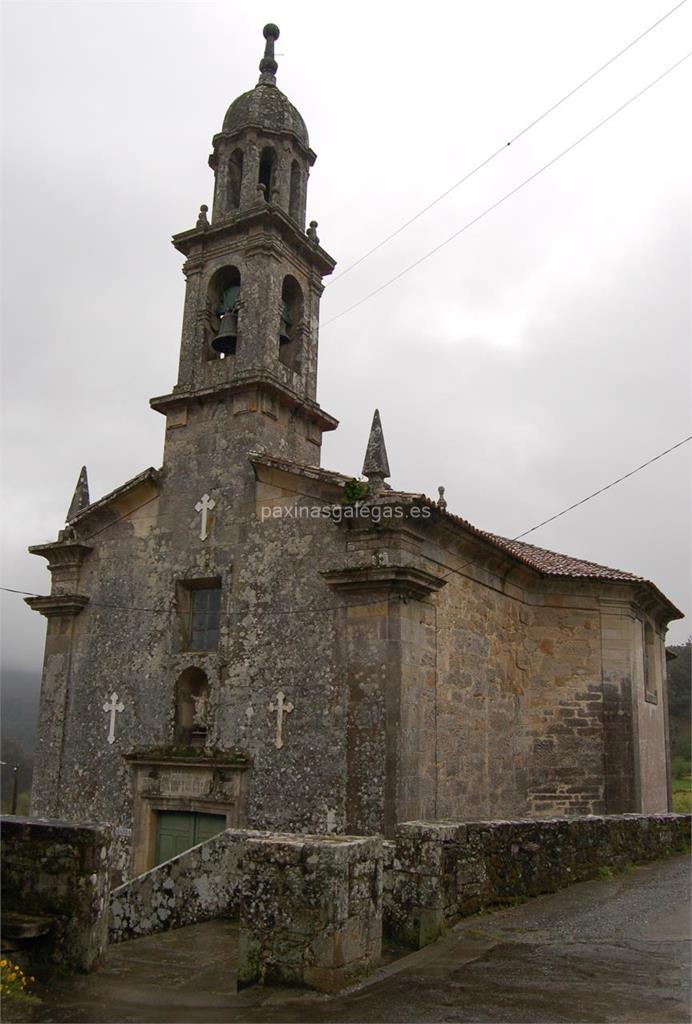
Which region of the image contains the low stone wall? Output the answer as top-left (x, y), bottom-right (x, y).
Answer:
top-left (109, 828), bottom-right (261, 943)
top-left (384, 813), bottom-right (691, 948)
top-left (1, 816), bottom-right (113, 972)
top-left (239, 833), bottom-right (383, 993)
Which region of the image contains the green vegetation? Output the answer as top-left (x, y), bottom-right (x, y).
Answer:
top-left (667, 639), bottom-right (691, 812)
top-left (341, 479), bottom-right (369, 505)
top-left (672, 789), bottom-right (692, 813)
top-left (667, 639), bottom-right (691, 762)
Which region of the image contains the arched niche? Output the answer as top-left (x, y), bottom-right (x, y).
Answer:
top-left (279, 275), bottom-right (304, 372)
top-left (228, 148), bottom-right (244, 210)
top-left (289, 160), bottom-right (302, 221)
top-left (174, 667), bottom-right (210, 744)
top-left (258, 146), bottom-right (277, 201)
top-left (206, 265), bottom-right (241, 359)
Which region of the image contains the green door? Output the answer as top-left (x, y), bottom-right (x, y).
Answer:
top-left (154, 811), bottom-right (226, 866)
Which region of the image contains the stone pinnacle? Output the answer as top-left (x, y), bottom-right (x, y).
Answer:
top-left (66, 466), bottom-right (90, 522)
top-left (362, 409), bottom-right (390, 495)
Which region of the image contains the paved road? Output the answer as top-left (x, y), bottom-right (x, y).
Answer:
top-left (31, 854), bottom-right (690, 1024)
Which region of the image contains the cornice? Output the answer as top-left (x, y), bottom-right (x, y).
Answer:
top-left (210, 127), bottom-right (317, 166)
top-left (320, 564), bottom-right (448, 601)
top-left (125, 747), bottom-right (252, 769)
top-left (150, 372), bottom-right (338, 432)
top-left (172, 204), bottom-right (336, 277)
top-left (28, 540), bottom-right (93, 569)
top-left (24, 594), bottom-right (90, 618)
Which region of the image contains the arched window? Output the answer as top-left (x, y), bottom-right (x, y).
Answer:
top-left (289, 160), bottom-right (302, 221)
top-left (279, 275), bottom-right (304, 371)
top-left (258, 146), bottom-right (276, 200)
top-left (229, 148), bottom-right (244, 210)
top-left (175, 667), bottom-right (210, 744)
top-left (207, 265), bottom-right (241, 359)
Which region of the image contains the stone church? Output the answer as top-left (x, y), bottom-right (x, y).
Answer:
top-left (28, 25), bottom-right (680, 878)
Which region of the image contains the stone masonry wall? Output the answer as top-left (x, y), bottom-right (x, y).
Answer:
top-left (1, 816), bottom-right (113, 972)
top-left (525, 593), bottom-right (606, 815)
top-left (435, 568), bottom-right (530, 820)
top-left (384, 814), bottom-right (691, 949)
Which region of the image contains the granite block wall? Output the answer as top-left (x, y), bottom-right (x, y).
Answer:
top-left (1, 816), bottom-right (113, 972)
top-left (384, 814), bottom-right (691, 948)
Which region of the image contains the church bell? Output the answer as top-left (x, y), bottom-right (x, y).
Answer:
top-left (211, 312), bottom-right (237, 356)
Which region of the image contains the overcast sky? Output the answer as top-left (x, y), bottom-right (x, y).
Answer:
top-left (1, 0), bottom-right (690, 678)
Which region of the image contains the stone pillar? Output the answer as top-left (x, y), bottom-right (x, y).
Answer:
top-left (25, 540), bottom-right (91, 817)
top-left (321, 564), bottom-right (446, 836)
top-left (238, 833), bottom-right (383, 993)
top-left (600, 598), bottom-right (639, 812)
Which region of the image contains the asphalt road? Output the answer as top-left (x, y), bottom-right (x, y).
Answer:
top-left (29, 853), bottom-right (691, 1024)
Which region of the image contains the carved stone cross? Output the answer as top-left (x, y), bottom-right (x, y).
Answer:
top-left (103, 692), bottom-right (124, 745)
top-left (194, 494), bottom-right (216, 540)
top-left (269, 690), bottom-right (294, 749)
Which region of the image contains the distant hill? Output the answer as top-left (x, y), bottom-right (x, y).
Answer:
top-left (1, 666), bottom-right (41, 812)
top-left (1, 666), bottom-right (41, 748)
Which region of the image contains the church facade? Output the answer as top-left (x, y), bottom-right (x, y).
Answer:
top-left (28, 25), bottom-right (680, 879)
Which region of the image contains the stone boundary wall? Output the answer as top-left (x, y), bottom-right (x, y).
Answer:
top-left (109, 828), bottom-right (265, 943)
top-left (107, 815), bottom-right (690, 990)
top-left (384, 813), bottom-right (691, 948)
top-left (239, 833), bottom-right (383, 993)
top-left (1, 816), bottom-right (113, 972)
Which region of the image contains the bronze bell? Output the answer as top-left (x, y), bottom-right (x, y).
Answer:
top-left (211, 312), bottom-right (237, 356)
top-left (279, 302), bottom-right (292, 346)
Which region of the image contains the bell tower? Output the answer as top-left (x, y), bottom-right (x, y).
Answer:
top-left (151, 23), bottom-right (337, 465)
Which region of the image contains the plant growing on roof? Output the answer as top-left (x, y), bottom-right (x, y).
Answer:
top-left (341, 479), bottom-right (369, 505)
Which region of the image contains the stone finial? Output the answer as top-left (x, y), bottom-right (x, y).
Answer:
top-left (258, 23), bottom-right (280, 85)
top-left (362, 410), bottom-right (391, 495)
top-left (307, 220), bottom-right (320, 244)
top-left (67, 466), bottom-right (90, 522)
top-left (196, 204), bottom-right (209, 229)
top-left (437, 486), bottom-right (447, 511)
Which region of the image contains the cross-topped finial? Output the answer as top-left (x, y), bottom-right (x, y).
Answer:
top-left (258, 23), bottom-right (280, 85)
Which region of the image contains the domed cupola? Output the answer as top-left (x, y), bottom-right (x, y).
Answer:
top-left (209, 24), bottom-right (315, 227)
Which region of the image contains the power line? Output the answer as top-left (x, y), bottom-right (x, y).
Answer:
top-left (322, 51), bottom-right (691, 328)
top-left (3, 433), bottom-right (689, 611)
top-left (326, 0), bottom-right (690, 288)
top-left (512, 434), bottom-right (692, 542)
top-left (438, 434), bottom-right (692, 581)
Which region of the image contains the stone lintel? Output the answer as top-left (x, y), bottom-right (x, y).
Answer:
top-left (321, 564), bottom-right (447, 600)
top-left (24, 594), bottom-right (90, 618)
top-left (150, 374), bottom-right (338, 433)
